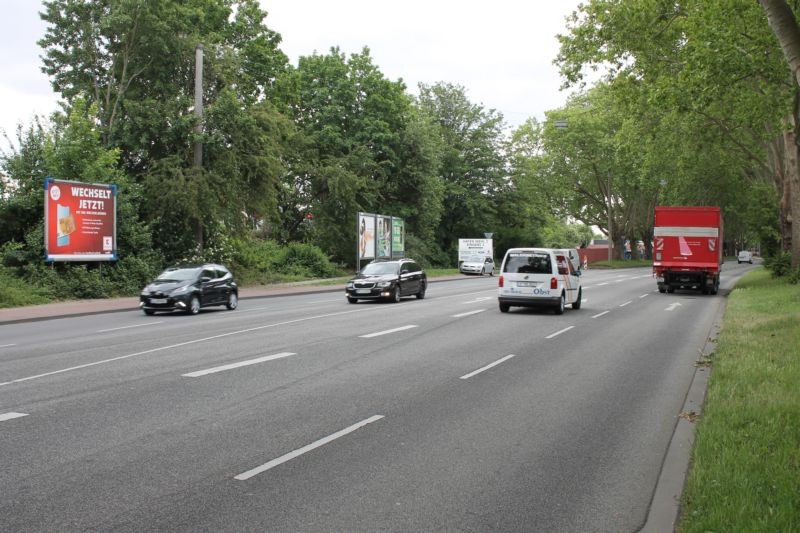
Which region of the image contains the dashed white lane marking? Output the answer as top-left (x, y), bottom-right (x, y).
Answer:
top-left (235, 415), bottom-right (385, 480)
top-left (597, 282), bottom-right (609, 286)
top-left (0, 344), bottom-right (16, 349)
top-left (640, 294), bottom-right (649, 298)
top-left (97, 322), bottom-right (163, 333)
top-left (359, 325), bottom-right (418, 338)
top-left (182, 352), bottom-right (295, 378)
top-left (620, 301), bottom-right (633, 307)
top-left (462, 296), bottom-right (492, 304)
top-left (546, 326), bottom-right (575, 339)
top-left (0, 412), bottom-right (28, 422)
top-left (665, 302), bottom-right (683, 311)
top-left (592, 311), bottom-right (610, 318)
top-left (0, 307), bottom-right (372, 388)
top-left (460, 354), bottom-right (516, 380)
top-left (452, 309), bottom-right (486, 318)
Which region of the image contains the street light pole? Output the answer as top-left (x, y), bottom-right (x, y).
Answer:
top-left (607, 174), bottom-right (613, 263)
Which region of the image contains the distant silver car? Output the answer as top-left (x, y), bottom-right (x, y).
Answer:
top-left (737, 250), bottom-right (753, 264)
top-left (460, 255), bottom-right (495, 276)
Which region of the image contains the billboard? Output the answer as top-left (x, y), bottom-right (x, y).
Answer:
top-left (458, 238), bottom-right (493, 261)
top-left (44, 178), bottom-right (118, 261)
top-left (391, 218), bottom-right (404, 257)
top-left (357, 213), bottom-right (404, 267)
top-left (358, 214), bottom-right (376, 260)
top-left (377, 216), bottom-right (392, 258)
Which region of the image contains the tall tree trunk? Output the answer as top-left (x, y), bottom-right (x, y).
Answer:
top-left (761, 0), bottom-right (800, 267)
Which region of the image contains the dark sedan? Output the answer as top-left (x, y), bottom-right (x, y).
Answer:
top-left (139, 264), bottom-right (238, 315)
top-left (345, 259), bottom-right (427, 303)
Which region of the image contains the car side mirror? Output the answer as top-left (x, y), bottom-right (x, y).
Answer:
top-left (201, 276), bottom-right (212, 282)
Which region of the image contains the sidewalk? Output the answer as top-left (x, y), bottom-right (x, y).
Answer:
top-left (0, 275), bottom-right (467, 325)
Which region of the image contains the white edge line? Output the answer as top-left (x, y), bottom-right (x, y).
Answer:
top-left (460, 354), bottom-right (516, 380)
top-left (97, 321), bottom-right (163, 333)
top-left (0, 344), bottom-right (16, 348)
top-left (359, 325), bottom-right (418, 338)
top-left (620, 300), bottom-right (633, 307)
top-left (546, 326), bottom-right (575, 339)
top-left (592, 311), bottom-right (610, 318)
top-left (0, 307), bottom-right (372, 388)
top-left (452, 309), bottom-right (486, 318)
top-left (0, 412), bottom-right (28, 422)
top-left (182, 352), bottom-right (295, 378)
top-left (235, 415), bottom-right (385, 480)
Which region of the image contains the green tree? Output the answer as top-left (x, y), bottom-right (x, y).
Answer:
top-left (39, 0), bottom-right (291, 257)
top-left (416, 82), bottom-right (507, 256)
top-left (278, 47), bottom-right (434, 263)
top-left (555, 0), bottom-right (792, 264)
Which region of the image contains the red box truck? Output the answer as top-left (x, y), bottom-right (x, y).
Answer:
top-left (653, 206), bottom-right (723, 295)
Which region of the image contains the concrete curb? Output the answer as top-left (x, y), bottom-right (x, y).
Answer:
top-left (639, 292), bottom-right (726, 532)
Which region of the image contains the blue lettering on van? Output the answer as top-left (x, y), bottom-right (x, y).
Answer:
top-left (532, 288), bottom-right (551, 295)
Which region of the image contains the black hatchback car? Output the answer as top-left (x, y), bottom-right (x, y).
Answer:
top-left (345, 258), bottom-right (427, 303)
top-left (139, 264), bottom-right (238, 315)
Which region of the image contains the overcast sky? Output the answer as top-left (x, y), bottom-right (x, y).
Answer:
top-left (0, 0), bottom-right (582, 150)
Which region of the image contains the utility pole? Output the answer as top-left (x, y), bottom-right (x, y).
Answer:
top-left (193, 44), bottom-right (204, 167)
top-left (607, 174), bottom-right (613, 263)
top-left (193, 43), bottom-right (204, 251)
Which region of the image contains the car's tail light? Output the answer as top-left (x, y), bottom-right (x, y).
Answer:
top-left (499, 276), bottom-right (504, 287)
top-left (550, 277), bottom-right (558, 289)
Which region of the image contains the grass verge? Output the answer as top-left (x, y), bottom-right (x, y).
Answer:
top-left (0, 269), bottom-right (52, 308)
top-left (679, 268), bottom-right (800, 531)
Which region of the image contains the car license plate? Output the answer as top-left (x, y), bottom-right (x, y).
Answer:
top-left (516, 281), bottom-right (536, 287)
top-left (149, 298), bottom-right (167, 304)
top-left (356, 289), bottom-right (371, 294)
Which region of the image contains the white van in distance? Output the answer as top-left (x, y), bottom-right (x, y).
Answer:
top-left (498, 248), bottom-right (582, 315)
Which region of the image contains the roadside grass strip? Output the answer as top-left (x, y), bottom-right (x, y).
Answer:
top-left (680, 269), bottom-right (800, 532)
top-left (235, 415), bottom-right (385, 480)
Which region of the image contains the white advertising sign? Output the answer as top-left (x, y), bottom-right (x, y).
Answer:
top-left (458, 238), bottom-right (493, 261)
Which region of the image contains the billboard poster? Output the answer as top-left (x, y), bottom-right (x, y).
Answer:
top-left (377, 216), bottom-right (392, 258)
top-left (458, 238), bottom-right (493, 261)
top-left (358, 213), bottom-right (376, 260)
top-left (44, 178), bottom-right (118, 261)
top-left (391, 218), bottom-right (404, 257)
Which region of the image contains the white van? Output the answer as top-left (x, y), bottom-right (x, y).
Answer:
top-left (555, 248), bottom-right (582, 273)
top-left (498, 248), bottom-right (582, 314)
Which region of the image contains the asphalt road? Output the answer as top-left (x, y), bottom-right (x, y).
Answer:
top-left (0, 261), bottom-right (755, 531)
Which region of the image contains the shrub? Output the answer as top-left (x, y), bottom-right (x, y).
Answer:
top-left (231, 238), bottom-right (342, 284)
top-left (0, 266), bottom-right (52, 307)
top-left (404, 234), bottom-right (450, 268)
top-left (763, 252), bottom-right (792, 278)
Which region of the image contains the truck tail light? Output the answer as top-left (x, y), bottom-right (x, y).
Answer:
top-left (499, 276), bottom-right (504, 287)
top-left (551, 277), bottom-right (558, 289)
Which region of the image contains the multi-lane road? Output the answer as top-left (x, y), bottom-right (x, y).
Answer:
top-left (0, 262), bottom-right (755, 531)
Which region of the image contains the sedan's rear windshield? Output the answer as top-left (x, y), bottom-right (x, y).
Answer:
top-left (157, 267), bottom-right (200, 281)
top-left (503, 253), bottom-right (551, 274)
top-left (361, 262), bottom-right (400, 275)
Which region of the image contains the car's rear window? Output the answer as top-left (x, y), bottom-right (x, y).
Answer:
top-left (503, 253), bottom-right (551, 274)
